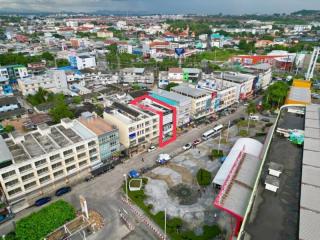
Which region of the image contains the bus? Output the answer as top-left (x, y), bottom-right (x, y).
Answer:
top-left (202, 129), bottom-right (216, 140)
top-left (213, 124), bottom-right (223, 133)
top-left (202, 124), bottom-right (224, 140)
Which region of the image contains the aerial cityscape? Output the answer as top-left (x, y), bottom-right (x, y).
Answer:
top-left (0, 1), bottom-right (319, 240)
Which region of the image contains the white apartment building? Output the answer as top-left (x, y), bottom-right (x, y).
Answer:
top-left (76, 55), bottom-right (96, 70)
top-left (0, 118), bottom-right (101, 212)
top-left (197, 79), bottom-right (237, 111)
top-left (17, 70), bottom-right (68, 96)
top-left (171, 84), bottom-right (214, 120)
top-left (120, 68), bottom-right (154, 85)
top-left (204, 72), bottom-right (255, 101)
top-left (104, 102), bottom-right (159, 155)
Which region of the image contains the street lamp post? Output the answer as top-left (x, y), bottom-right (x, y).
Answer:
top-left (247, 116), bottom-right (251, 135)
top-left (123, 174), bottom-right (128, 203)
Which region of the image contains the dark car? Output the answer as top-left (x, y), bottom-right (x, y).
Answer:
top-left (261, 118), bottom-right (270, 123)
top-left (55, 186), bottom-right (71, 197)
top-left (35, 197), bottom-right (51, 207)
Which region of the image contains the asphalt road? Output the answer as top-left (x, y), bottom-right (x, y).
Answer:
top-left (0, 103), bottom-right (249, 239)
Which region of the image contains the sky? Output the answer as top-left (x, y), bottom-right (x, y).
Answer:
top-left (0, 0), bottom-right (319, 14)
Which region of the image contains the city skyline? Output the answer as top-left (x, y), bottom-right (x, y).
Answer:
top-left (0, 0), bottom-right (319, 14)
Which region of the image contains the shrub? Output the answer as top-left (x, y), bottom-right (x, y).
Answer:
top-left (256, 132), bottom-right (267, 137)
top-left (211, 149), bottom-right (224, 159)
top-left (265, 122), bottom-right (273, 127)
top-left (15, 200), bottom-right (76, 240)
top-left (196, 168), bottom-right (212, 186)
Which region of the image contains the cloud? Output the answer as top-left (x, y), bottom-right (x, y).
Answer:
top-left (0, 0), bottom-right (319, 14)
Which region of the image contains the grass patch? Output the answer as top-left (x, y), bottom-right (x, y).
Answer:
top-left (15, 200), bottom-right (76, 240)
top-left (239, 129), bottom-right (249, 137)
top-left (196, 169), bottom-right (212, 186)
top-left (123, 178), bottom-right (221, 239)
top-left (237, 120), bottom-right (256, 128)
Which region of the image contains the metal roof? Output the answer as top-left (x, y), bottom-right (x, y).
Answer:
top-left (300, 104), bottom-right (320, 240)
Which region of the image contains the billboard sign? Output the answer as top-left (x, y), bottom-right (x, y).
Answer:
top-left (175, 48), bottom-right (185, 56)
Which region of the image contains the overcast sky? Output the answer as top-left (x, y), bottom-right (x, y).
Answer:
top-left (0, 0), bottom-right (319, 14)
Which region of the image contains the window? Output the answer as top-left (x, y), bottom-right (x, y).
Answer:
top-left (77, 153), bottom-right (86, 159)
top-left (5, 179), bottom-right (19, 188)
top-left (35, 159), bottom-right (47, 167)
top-left (53, 170), bottom-right (64, 177)
top-left (88, 141), bottom-right (96, 147)
top-left (22, 173), bottom-right (34, 181)
top-left (2, 170), bottom-right (16, 180)
top-left (76, 145), bottom-right (85, 151)
top-left (51, 162), bottom-right (62, 170)
top-left (19, 164), bottom-right (32, 173)
top-left (90, 156), bottom-right (98, 162)
top-left (39, 175), bottom-right (50, 183)
top-left (24, 181), bottom-right (37, 190)
top-left (89, 149), bottom-right (97, 155)
top-left (63, 149), bottom-right (73, 156)
top-left (50, 154), bottom-right (60, 162)
top-left (66, 165), bottom-right (76, 172)
top-left (79, 160), bottom-right (87, 167)
top-left (8, 187), bottom-right (22, 196)
top-left (37, 167), bottom-right (48, 176)
top-left (65, 157), bottom-right (75, 164)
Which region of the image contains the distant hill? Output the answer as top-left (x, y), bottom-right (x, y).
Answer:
top-left (292, 10), bottom-right (320, 16)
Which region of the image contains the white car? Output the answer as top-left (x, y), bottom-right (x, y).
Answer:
top-left (157, 154), bottom-right (171, 164)
top-left (183, 143), bottom-right (192, 150)
top-left (148, 145), bottom-right (157, 152)
top-left (249, 115), bottom-right (260, 121)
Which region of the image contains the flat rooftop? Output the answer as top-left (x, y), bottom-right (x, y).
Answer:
top-left (171, 84), bottom-right (208, 98)
top-left (300, 104), bottom-right (320, 240)
top-left (239, 107), bottom-right (305, 240)
top-left (79, 116), bottom-right (115, 135)
top-left (2, 120), bottom-right (94, 164)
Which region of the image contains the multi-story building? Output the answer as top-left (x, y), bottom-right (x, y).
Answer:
top-left (17, 70), bottom-right (68, 96)
top-left (197, 79), bottom-right (237, 111)
top-left (69, 53), bottom-right (96, 70)
top-left (78, 112), bottom-right (120, 165)
top-left (204, 72), bottom-right (255, 101)
top-left (120, 68), bottom-right (154, 85)
top-left (150, 89), bottom-right (192, 126)
top-left (104, 102), bottom-right (160, 156)
top-left (0, 116), bottom-right (119, 212)
top-left (171, 84), bottom-right (214, 120)
top-left (0, 65), bottom-right (28, 84)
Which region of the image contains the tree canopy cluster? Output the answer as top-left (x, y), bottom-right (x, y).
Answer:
top-left (0, 52), bottom-right (54, 66)
top-left (262, 81), bottom-right (290, 110)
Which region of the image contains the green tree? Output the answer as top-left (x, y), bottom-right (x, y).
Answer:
top-left (165, 83), bottom-right (179, 91)
top-left (41, 51), bottom-right (54, 61)
top-left (246, 100), bottom-right (257, 115)
top-left (49, 95), bottom-right (74, 123)
top-left (4, 125), bottom-right (15, 133)
top-left (72, 96), bottom-right (82, 104)
top-left (56, 59), bottom-right (69, 67)
top-left (263, 81), bottom-right (290, 109)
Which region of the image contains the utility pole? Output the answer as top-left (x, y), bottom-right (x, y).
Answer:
top-left (123, 174), bottom-right (128, 202)
top-left (226, 120), bottom-right (231, 143)
top-left (164, 208), bottom-right (167, 240)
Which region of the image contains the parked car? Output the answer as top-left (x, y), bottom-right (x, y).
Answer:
top-left (249, 114), bottom-right (260, 121)
top-left (261, 118), bottom-right (270, 123)
top-left (148, 145), bottom-right (157, 152)
top-left (157, 154), bottom-right (171, 164)
top-left (128, 169), bottom-right (140, 178)
top-left (35, 197), bottom-right (51, 207)
top-left (55, 186), bottom-right (71, 197)
top-left (193, 139), bottom-right (201, 146)
top-left (183, 143), bottom-right (192, 150)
